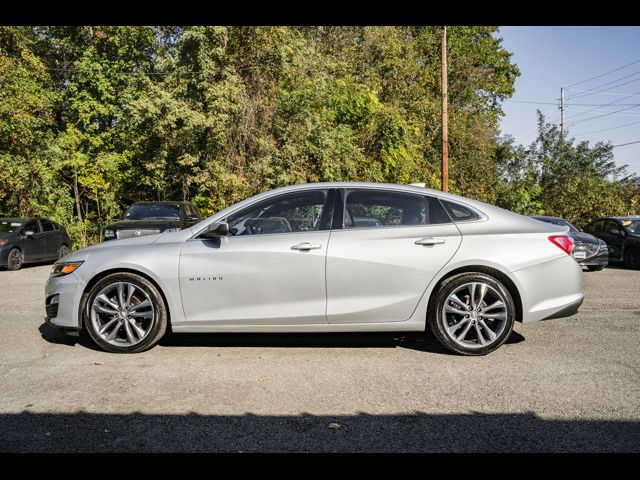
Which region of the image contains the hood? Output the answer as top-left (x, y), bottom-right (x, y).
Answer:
top-left (569, 231), bottom-right (602, 245)
top-left (107, 219), bottom-right (182, 230)
top-left (0, 232), bottom-right (17, 241)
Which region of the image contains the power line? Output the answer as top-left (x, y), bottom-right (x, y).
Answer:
top-left (564, 58), bottom-right (640, 88)
top-left (570, 103), bottom-right (640, 125)
top-left (565, 89), bottom-right (640, 120)
top-left (504, 99), bottom-right (640, 106)
top-left (613, 139), bottom-right (640, 148)
top-left (572, 119), bottom-right (640, 137)
top-left (566, 72), bottom-right (640, 100)
top-left (565, 88), bottom-right (640, 98)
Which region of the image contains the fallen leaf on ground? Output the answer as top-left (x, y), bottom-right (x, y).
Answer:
top-left (328, 422), bottom-right (341, 429)
top-left (93, 361), bottom-right (104, 366)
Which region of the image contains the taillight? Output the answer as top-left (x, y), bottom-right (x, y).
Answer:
top-left (548, 235), bottom-right (574, 255)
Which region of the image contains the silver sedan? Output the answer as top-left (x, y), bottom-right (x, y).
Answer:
top-left (45, 182), bottom-right (584, 355)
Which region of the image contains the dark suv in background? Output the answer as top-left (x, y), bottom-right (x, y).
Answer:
top-left (104, 201), bottom-right (202, 241)
top-left (0, 217), bottom-right (72, 270)
top-left (584, 216), bottom-right (640, 269)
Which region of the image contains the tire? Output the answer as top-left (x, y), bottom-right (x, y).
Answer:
top-left (58, 244), bottom-right (71, 259)
top-left (623, 248), bottom-right (640, 270)
top-left (7, 248), bottom-right (24, 271)
top-left (84, 272), bottom-right (167, 353)
top-left (428, 272), bottom-right (516, 356)
top-left (587, 265), bottom-right (604, 272)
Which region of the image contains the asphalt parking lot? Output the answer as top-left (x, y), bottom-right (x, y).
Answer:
top-left (0, 263), bottom-right (639, 452)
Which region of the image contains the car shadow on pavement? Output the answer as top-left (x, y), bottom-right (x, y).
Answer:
top-left (159, 330), bottom-right (525, 353)
top-left (0, 410), bottom-right (638, 452)
top-left (39, 322), bottom-right (526, 355)
top-left (38, 323), bottom-right (102, 352)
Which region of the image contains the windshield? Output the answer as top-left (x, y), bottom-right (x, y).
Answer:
top-left (123, 203), bottom-right (182, 220)
top-left (535, 217), bottom-right (580, 233)
top-left (0, 219), bottom-right (22, 233)
top-left (621, 219), bottom-right (640, 234)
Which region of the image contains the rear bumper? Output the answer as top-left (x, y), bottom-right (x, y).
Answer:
top-left (511, 254), bottom-right (584, 323)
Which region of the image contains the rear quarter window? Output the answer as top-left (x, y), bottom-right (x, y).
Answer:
top-left (440, 200), bottom-right (480, 222)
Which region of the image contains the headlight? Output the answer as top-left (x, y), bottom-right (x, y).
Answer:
top-left (104, 229), bottom-right (115, 238)
top-left (0, 239), bottom-right (7, 247)
top-left (163, 228), bottom-right (181, 233)
top-left (51, 261), bottom-right (84, 277)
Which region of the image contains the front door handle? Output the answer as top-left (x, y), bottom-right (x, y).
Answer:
top-left (415, 237), bottom-right (445, 246)
top-left (291, 242), bottom-right (322, 251)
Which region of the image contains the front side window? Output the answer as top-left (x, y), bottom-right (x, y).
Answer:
top-left (622, 219), bottom-right (640, 234)
top-left (227, 190), bottom-right (329, 236)
top-left (22, 220), bottom-right (41, 234)
top-left (344, 190), bottom-right (451, 229)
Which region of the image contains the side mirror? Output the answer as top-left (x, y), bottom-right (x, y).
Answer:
top-left (609, 228), bottom-right (622, 236)
top-left (200, 221), bottom-right (229, 239)
top-left (24, 230), bottom-right (35, 239)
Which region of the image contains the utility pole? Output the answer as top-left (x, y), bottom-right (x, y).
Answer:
top-left (441, 26), bottom-right (449, 193)
top-left (560, 86), bottom-right (565, 139)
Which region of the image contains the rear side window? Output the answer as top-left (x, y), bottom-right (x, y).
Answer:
top-left (588, 220), bottom-right (604, 234)
top-left (40, 220), bottom-right (55, 232)
top-left (441, 200), bottom-right (480, 222)
top-left (344, 190), bottom-right (451, 229)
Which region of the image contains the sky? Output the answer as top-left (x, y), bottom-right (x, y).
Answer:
top-left (497, 26), bottom-right (640, 176)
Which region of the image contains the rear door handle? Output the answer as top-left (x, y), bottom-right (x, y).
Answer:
top-left (415, 237), bottom-right (445, 246)
top-left (291, 242), bottom-right (322, 251)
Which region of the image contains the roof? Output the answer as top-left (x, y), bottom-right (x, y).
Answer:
top-left (590, 216), bottom-right (640, 222)
top-left (531, 215), bottom-right (565, 221)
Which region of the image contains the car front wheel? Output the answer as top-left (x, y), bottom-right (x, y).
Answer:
top-left (428, 272), bottom-right (516, 356)
top-left (7, 248), bottom-right (24, 271)
top-left (84, 272), bottom-right (167, 353)
top-left (58, 244), bottom-right (71, 259)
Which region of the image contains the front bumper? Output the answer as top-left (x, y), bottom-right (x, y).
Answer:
top-left (0, 246), bottom-right (11, 267)
top-left (573, 243), bottom-right (609, 267)
top-left (45, 271), bottom-right (86, 330)
top-left (576, 250), bottom-right (609, 267)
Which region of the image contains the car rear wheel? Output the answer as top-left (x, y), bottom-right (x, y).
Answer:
top-left (58, 244), bottom-right (71, 259)
top-left (623, 248), bottom-right (640, 270)
top-left (7, 248), bottom-right (24, 271)
top-left (428, 272), bottom-right (516, 356)
top-left (84, 272), bottom-right (167, 353)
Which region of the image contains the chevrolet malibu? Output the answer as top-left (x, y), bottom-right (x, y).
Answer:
top-left (45, 183), bottom-right (584, 356)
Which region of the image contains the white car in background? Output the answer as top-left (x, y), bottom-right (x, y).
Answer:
top-left (45, 182), bottom-right (583, 355)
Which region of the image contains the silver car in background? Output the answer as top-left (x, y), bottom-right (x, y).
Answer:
top-left (45, 182), bottom-right (583, 355)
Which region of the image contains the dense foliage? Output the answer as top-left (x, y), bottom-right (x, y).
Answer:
top-left (0, 26), bottom-right (637, 247)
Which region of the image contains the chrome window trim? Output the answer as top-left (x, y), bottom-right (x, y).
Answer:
top-left (189, 184), bottom-right (488, 240)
